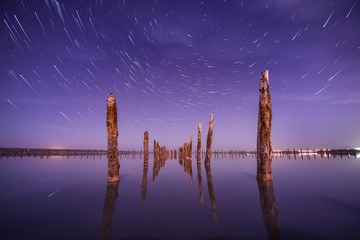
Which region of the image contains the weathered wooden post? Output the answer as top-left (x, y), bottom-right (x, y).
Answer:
top-left (257, 180), bottom-right (282, 240)
top-left (256, 70), bottom-right (273, 181)
top-left (153, 140), bottom-right (157, 159)
top-left (184, 141), bottom-right (191, 160)
top-left (179, 147), bottom-right (183, 166)
top-left (106, 93), bottom-right (120, 182)
top-left (143, 131), bottom-right (149, 156)
top-left (161, 144), bottom-right (166, 161)
top-left (205, 114), bottom-right (214, 163)
top-left (142, 131), bottom-right (149, 201)
top-left (197, 123), bottom-right (202, 160)
top-left (156, 142), bottom-right (160, 160)
top-left (189, 133), bottom-right (193, 156)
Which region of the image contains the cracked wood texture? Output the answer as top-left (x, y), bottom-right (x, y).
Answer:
top-left (106, 93), bottom-right (120, 182)
top-left (256, 70), bottom-right (273, 181)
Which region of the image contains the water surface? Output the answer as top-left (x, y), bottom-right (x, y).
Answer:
top-left (0, 153), bottom-right (359, 239)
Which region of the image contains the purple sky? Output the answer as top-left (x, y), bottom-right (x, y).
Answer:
top-left (0, 0), bottom-right (359, 150)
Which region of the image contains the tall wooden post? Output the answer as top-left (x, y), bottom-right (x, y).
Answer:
top-left (197, 123), bottom-right (202, 160)
top-left (205, 114), bottom-right (214, 163)
top-left (143, 131), bottom-right (149, 155)
top-left (142, 132), bottom-right (149, 200)
top-left (156, 142), bottom-right (160, 160)
top-left (184, 141), bottom-right (190, 160)
top-left (106, 93), bottom-right (120, 182)
top-left (257, 70), bottom-right (273, 181)
top-left (189, 133), bottom-right (193, 155)
top-left (153, 140), bottom-right (156, 154)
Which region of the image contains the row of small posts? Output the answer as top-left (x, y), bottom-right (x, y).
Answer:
top-left (0, 148), bottom-right (107, 159)
top-left (0, 148), bottom-right (154, 159)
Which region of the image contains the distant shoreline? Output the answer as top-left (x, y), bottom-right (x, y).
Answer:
top-left (0, 147), bottom-right (358, 158)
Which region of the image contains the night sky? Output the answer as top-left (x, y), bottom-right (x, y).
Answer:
top-left (0, 0), bottom-right (359, 150)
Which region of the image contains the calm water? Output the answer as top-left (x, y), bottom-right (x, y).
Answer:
top-left (0, 153), bottom-right (359, 239)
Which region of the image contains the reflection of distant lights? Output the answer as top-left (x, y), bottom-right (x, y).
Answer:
top-left (302, 152), bottom-right (317, 156)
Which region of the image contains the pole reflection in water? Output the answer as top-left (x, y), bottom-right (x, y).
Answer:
top-left (153, 149), bottom-right (160, 181)
top-left (142, 154), bottom-right (149, 200)
top-left (205, 158), bottom-right (217, 221)
top-left (98, 181), bottom-right (119, 240)
top-left (196, 155), bottom-right (204, 204)
top-left (257, 180), bottom-right (282, 240)
top-left (189, 157), bottom-right (193, 187)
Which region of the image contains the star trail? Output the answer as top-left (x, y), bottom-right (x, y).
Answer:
top-left (0, 0), bottom-right (359, 150)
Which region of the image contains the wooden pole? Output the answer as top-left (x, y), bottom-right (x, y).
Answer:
top-left (184, 141), bottom-right (190, 160)
top-left (256, 70), bottom-right (273, 181)
top-left (142, 134), bottom-right (149, 200)
top-left (106, 93), bottom-right (120, 182)
top-left (189, 133), bottom-right (193, 156)
top-left (143, 131), bottom-right (149, 158)
top-left (197, 123), bottom-right (202, 160)
top-left (143, 131), bottom-right (149, 155)
top-left (205, 114), bottom-right (214, 163)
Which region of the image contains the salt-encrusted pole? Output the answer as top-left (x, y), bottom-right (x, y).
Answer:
top-left (143, 131), bottom-right (149, 156)
top-left (197, 123), bottom-right (202, 160)
top-left (106, 93), bottom-right (120, 182)
top-left (257, 180), bottom-right (282, 240)
top-left (257, 70), bottom-right (273, 181)
top-left (205, 114), bottom-right (214, 163)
